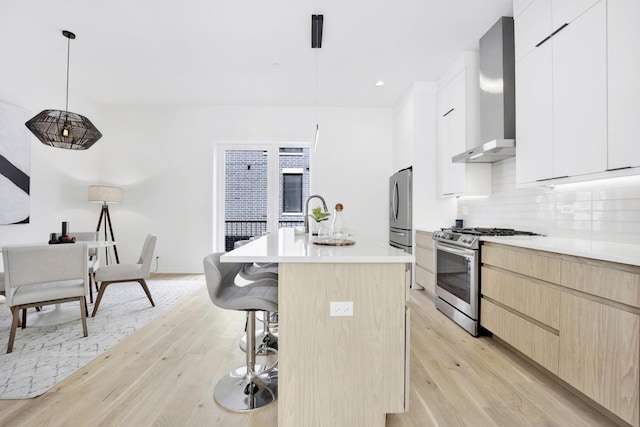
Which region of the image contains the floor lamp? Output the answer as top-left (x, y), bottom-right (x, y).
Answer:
top-left (88, 185), bottom-right (122, 264)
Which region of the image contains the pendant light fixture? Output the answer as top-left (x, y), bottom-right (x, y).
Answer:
top-left (311, 14), bottom-right (323, 152)
top-left (25, 30), bottom-right (102, 150)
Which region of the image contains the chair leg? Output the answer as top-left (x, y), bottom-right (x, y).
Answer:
top-left (91, 281), bottom-right (111, 317)
top-left (7, 307), bottom-right (20, 353)
top-left (137, 279), bottom-right (155, 307)
top-left (21, 309), bottom-right (27, 329)
top-left (88, 272), bottom-right (94, 304)
top-left (80, 296), bottom-right (88, 337)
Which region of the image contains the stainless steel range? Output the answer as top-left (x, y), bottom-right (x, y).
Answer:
top-left (433, 227), bottom-right (542, 336)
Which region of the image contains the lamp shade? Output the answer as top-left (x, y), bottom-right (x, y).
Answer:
top-left (88, 185), bottom-right (122, 204)
top-left (26, 110), bottom-right (102, 150)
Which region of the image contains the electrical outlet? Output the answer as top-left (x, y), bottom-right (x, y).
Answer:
top-left (330, 301), bottom-right (353, 317)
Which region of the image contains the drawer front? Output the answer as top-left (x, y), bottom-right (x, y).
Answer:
top-left (415, 245), bottom-right (435, 272)
top-left (482, 267), bottom-right (560, 329)
top-left (561, 260), bottom-right (640, 309)
top-left (415, 231), bottom-right (433, 248)
top-left (415, 265), bottom-right (435, 295)
top-left (482, 243), bottom-right (561, 284)
top-left (559, 293), bottom-right (640, 426)
top-left (481, 299), bottom-right (559, 374)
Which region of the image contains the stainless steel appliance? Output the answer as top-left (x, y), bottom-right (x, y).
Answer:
top-left (389, 167), bottom-right (412, 254)
top-left (452, 16), bottom-right (516, 164)
top-left (433, 227), bottom-right (542, 336)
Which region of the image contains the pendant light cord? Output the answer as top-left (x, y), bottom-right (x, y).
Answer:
top-left (65, 34), bottom-right (71, 114)
top-left (315, 49), bottom-right (318, 124)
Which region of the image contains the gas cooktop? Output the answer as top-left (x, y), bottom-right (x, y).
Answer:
top-left (433, 227), bottom-right (544, 249)
top-left (450, 227), bottom-right (543, 236)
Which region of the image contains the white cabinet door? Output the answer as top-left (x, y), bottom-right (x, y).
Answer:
top-left (515, 43), bottom-right (554, 184)
top-left (436, 52), bottom-right (489, 196)
top-left (437, 71), bottom-right (467, 196)
top-left (514, 0), bottom-right (552, 62)
top-left (608, 0), bottom-right (640, 170)
top-left (552, 0), bottom-right (607, 177)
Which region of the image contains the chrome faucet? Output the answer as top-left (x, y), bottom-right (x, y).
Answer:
top-left (304, 194), bottom-right (329, 234)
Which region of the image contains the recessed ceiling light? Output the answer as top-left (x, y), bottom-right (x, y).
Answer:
top-left (375, 80), bottom-right (384, 87)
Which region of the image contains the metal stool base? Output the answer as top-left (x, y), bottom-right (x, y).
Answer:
top-left (239, 330), bottom-right (278, 352)
top-left (213, 366), bottom-right (278, 412)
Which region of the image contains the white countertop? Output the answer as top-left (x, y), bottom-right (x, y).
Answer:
top-left (481, 235), bottom-right (640, 266)
top-left (221, 228), bottom-right (414, 264)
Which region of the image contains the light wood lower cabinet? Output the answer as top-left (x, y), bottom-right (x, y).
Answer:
top-left (481, 242), bottom-right (640, 427)
top-left (481, 298), bottom-right (559, 374)
top-left (415, 231), bottom-right (436, 295)
top-left (559, 293), bottom-right (640, 426)
top-left (482, 267), bottom-right (560, 330)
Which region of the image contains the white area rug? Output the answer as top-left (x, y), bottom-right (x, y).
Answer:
top-left (0, 280), bottom-right (204, 399)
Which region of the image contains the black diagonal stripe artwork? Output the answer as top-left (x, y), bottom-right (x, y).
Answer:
top-left (0, 154), bottom-right (30, 195)
top-left (0, 99), bottom-right (31, 225)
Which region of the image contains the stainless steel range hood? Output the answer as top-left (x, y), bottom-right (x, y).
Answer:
top-left (453, 16), bottom-right (515, 164)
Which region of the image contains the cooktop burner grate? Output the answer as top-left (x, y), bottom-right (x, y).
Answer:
top-left (448, 227), bottom-right (543, 236)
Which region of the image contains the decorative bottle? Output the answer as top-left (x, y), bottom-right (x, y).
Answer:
top-left (329, 203), bottom-right (348, 241)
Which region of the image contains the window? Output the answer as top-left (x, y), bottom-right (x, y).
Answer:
top-left (282, 169), bottom-right (303, 213)
top-left (215, 144), bottom-right (309, 251)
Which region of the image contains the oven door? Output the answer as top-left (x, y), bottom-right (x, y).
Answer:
top-left (434, 241), bottom-right (478, 320)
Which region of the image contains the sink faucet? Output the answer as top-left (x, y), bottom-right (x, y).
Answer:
top-left (304, 194), bottom-right (329, 234)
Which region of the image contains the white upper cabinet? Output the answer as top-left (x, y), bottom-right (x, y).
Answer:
top-left (436, 52), bottom-right (490, 197)
top-left (515, 43), bottom-right (553, 183)
top-left (515, 0), bottom-right (608, 184)
top-left (608, 0), bottom-right (640, 170)
top-left (514, 0), bottom-right (552, 62)
top-left (552, 1), bottom-right (607, 178)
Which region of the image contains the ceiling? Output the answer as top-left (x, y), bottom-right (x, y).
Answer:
top-left (1, 0), bottom-right (513, 108)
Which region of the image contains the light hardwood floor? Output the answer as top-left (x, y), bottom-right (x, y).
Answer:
top-left (0, 274), bottom-right (620, 426)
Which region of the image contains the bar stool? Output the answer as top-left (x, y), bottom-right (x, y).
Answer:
top-left (234, 240), bottom-right (279, 352)
top-left (203, 252), bottom-right (278, 411)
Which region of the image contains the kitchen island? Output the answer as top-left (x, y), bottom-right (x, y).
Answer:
top-left (221, 228), bottom-right (413, 427)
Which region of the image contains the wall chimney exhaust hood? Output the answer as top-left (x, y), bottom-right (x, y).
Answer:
top-left (453, 16), bottom-right (515, 164)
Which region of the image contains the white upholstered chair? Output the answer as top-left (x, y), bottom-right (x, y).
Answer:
top-left (2, 243), bottom-right (89, 353)
top-left (91, 234), bottom-right (157, 317)
top-left (73, 231), bottom-right (101, 303)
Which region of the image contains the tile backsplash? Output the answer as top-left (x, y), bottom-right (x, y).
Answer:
top-left (457, 158), bottom-right (640, 244)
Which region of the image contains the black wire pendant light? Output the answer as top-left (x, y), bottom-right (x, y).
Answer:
top-left (25, 30), bottom-right (102, 150)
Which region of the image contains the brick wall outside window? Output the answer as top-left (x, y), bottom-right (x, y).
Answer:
top-left (224, 148), bottom-right (309, 249)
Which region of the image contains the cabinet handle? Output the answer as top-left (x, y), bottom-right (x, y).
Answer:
top-left (535, 23), bottom-right (569, 47)
top-left (606, 166), bottom-right (632, 172)
top-left (535, 175), bottom-right (569, 182)
top-left (535, 35), bottom-right (553, 48)
top-left (442, 108), bottom-right (455, 118)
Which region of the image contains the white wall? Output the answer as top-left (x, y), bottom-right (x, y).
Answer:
top-left (1, 51), bottom-right (394, 274)
top-left (393, 83), bottom-right (456, 233)
top-left (96, 105), bottom-right (394, 272)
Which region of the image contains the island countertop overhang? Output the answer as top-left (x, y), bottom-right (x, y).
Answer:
top-left (221, 228), bottom-right (414, 264)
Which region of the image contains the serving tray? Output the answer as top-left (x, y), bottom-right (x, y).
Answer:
top-left (312, 238), bottom-right (356, 246)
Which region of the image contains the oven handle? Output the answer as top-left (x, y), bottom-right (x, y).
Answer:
top-left (434, 242), bottom-right (476, 258)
